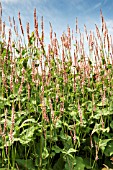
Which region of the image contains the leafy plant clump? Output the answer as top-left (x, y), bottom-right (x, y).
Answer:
top-left (0, 3), bottom-right (113, 170)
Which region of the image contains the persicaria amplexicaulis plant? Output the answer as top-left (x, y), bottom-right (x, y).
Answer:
top-left (0, 2), bottom-right (113, 169)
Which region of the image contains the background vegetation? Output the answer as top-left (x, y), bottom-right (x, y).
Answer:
top-left (0, 3), bottom-right (113, 170)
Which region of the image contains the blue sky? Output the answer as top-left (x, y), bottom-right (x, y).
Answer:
top-left (1, 0), bottom-right (113, 45)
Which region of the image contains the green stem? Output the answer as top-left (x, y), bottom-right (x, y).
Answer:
top-left (39, 132), bottom-right (43, 169)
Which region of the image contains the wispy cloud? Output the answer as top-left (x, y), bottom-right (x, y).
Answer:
top-left (93, 2), bottom-right (101, 9)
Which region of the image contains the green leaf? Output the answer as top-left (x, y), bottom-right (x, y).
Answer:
top-left (101, 127), bottom-right (110, 133)
top-left (0, 97), bottom-right (7, 101)
top-left (42, 147), bottom-right (49, 159)
top-left (0, 167), bottom-right (17, 170)
top-left (110, 121), bottom-right (113, 129)
top-left (23, 58), bottom-right (28, 68)
top-left (1, 119), bottom-right (12, 128)
top-left (87, 102), bottom-right (93, 112)
top-left (22, 49), bottom-right (26, 56)
top-left (102, 57), bottom-right (106, 65)
top-left (74, 156), bottom-right (85, 170)
top-left (20, 126), bottom-right (36, 144)
top-left (52, 146), bottom-right (62, 153)
top-left (93, 109), bottom-right (112, 120)
top-left (55, 119), bottom-right (62, 128)
top-left (62, 148), bottom-right (77, 159)
top-left (99, 139), bottom-right (111, 152)
top-left (97, 99), bottom-right (108, 107)
top-left (22, 118), bottom-right (36, 125)
top-left (53, 154), bottom-right (65, 170)
top-left (15, 48), bottom-right (20, 54)
top-left (102, 109), bottom-right (112, 116)
top-left (64, 156), bottom-right (75, 170)
top-left (69, 111), bottom-right (77, 120)
top-left (65, 156), bottom-right (85, 170)
top-left (32, 100), bottom-right (36, 105)
top-left (86, 87), bottom-right (94, 92)
top-left (91, 123), bottom-right (101, 134)
top-left (21, 97), bottom-right (27, 102)
top-left (16, 159), bottom-right (35, 170)
top-left (104, 141), bottom-right (113, 156)
top-left (67, 148), bottom-right (77, 154)
top-left (83, 158), bottom-right (92, 169)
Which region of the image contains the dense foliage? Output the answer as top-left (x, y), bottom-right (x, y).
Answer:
top-left (0, 3), bottom-right (113, 170)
